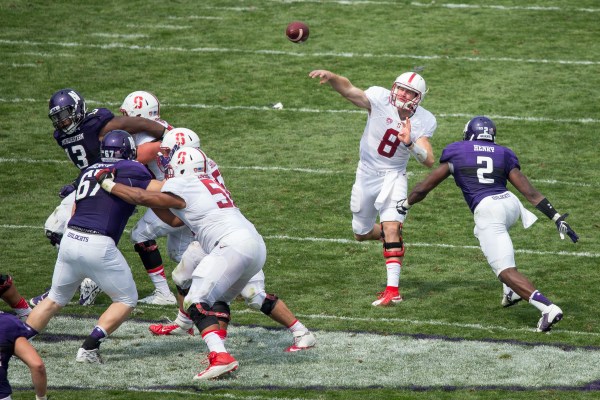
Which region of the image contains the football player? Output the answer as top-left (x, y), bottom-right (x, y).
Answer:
top-left (397, 116), bottom-right (578, 332)
top-left (26, 130), bottom-right (153, 363)
top-left (0, 312), bottom-right (47, 400)
top-left (32, 89), bottom-right (169, 307)
top-left (309, 69), bottom-right (437, 306)
top-left (96, 147), bottom-right (265, 380)
top-left (147, 130), bottom-right (316, 352)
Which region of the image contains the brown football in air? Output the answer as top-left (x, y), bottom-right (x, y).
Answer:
top-left (286, 21), bottom-right (309, 43)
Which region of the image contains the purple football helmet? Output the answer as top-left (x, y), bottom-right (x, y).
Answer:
top-left (100, 130), bottom-right (137, 162)
top-left (463, 116), bottom-right (497, 142)
top-left (48, 89), bottom-right (87, 135)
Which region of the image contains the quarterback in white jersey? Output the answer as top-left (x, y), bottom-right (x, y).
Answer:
top-left (310, 69), bottom-right (437, 307)
top-left (96, 147), bottom-right (266, 380)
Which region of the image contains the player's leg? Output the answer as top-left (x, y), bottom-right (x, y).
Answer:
top-left (149, 241), bottom-right (205, 336)
top-left (0, 274), bottom-right (32, 320)
top-left (241, 270), bottom-right (316, 351)
top-left (475, 196), bottom-right (563, 332)
top-left (130, 209), bottom-right (176, 305)
top-left (76, 235), bottom-right (138, 363)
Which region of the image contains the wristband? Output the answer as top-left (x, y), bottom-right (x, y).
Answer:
top-left (535, 198), bottom-right (560, 220)
top-left (408, 143), bottom-right (428, 164)
top-left (101, 180), bottom-right (116, 193)
top-left (403, 140), bottom-right (414, 148)
top-left (36, 395), bottom-right (48, 400)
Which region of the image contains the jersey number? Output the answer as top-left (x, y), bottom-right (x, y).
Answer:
top-left (476, 156), bottom-right (494, 184)
top-left (377, 129), bottom-right (402, 158)
top-left (65, 145), bottom-right (89, 169)
top-left (75, 169), bottom-right (102, 200)
top-left (200, 178), bottom-right (235, 208)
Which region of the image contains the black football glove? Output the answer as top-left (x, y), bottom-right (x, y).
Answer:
top-left (58, 183), bottom-right (76, 199)
top-left (555, 213), bottom-right (579, 243)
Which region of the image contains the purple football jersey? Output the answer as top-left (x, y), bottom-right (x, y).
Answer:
top-left (440, 140), bottom-right (520, 212)
top-left (53, 108), bottom-right (114, 170)
top-left (69, 160), bottom-right (151, 243)
top-left (0, 312), bottom-right (37, 398)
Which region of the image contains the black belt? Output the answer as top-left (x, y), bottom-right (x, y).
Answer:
top-left (68, 225), bottom-right (102, 235)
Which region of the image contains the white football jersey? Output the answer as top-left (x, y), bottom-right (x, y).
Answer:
top-left (161, 175), bottom-right (258, 253)
top-left (361, 86), bottom-right (437, 171)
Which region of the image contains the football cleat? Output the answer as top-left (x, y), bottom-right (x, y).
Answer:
top-left (149, 323), bottom-right (194, 336)
top-left (501, 288), bottom-right (523, 308)
top-left (76, 347), bottom-right (103, 364)
top-left (193, 352), bottom-right (238, 381)
top-left (285, 330), bottom-right (316, 352)
top-left (536, 304), bottom-right (563, 333)
top-left (79, 278), bottom-right (102, 306)
top-left (29, 288), bottom-right (50, 307)
top-left (138, 290), bottom-right (177, 305)
top-left (371, 289), bottom-right (403, 306)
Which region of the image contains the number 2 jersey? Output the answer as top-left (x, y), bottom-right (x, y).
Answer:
top-left (53, 107), bottom-right (115, 170)
top-left (361, 86), bottom-right (437, 171)
top-left (440, 140), bottom-right (521, 213)
top-left (69, 159), bottom-right (152, 244)
top-left (161, 175), bottom-right (260, 253)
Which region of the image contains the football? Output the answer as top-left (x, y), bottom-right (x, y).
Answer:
top-left (286, 21), bottom-right (309, 43)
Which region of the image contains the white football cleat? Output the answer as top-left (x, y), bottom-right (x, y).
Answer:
top-left (76, 347), bottom-right (103, 364)
top-left (536, 304), bottom-right (564, 333)
top-left (138, 290), bottom-right (177, 305)
top-left (79, 278), bottom-right (102, 306)
top-left (285, 330), bottom-right (316, 352)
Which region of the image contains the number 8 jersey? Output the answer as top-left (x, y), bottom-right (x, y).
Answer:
top-left (361, 86), bottom-right (436, 171)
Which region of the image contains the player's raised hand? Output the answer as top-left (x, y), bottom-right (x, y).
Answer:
top-left (555, 213), bottom-right (579, 243)
top-left (398, 117), bottom-right (412, 146)
top-left (309, 70), bottom-right (334, 84)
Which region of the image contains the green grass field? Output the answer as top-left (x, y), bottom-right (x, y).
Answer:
top-left (1, 1), bottom-right (599, 399)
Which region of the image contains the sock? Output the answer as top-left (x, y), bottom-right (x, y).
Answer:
top-left (202, 330), bottom-right (226, 353)
top-left (12, 297), bottom-right (32, 318)
top-left (385, 260), bottom-right (401, 288)
top-left (146, 266), bottom-right (171, 295)
top-left (82, 325), bottom-right (108, 350)
top-left (287, 319), bottom-right (307, 333)
top-left (528, 290), bottom-right (553, 313)
top-left (175, 309), bottom-right (193, 327)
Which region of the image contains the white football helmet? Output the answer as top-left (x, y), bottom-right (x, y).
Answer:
top-left (166, 147), bottom-right (208, 179)
top-left (160, 128), bottom-right (201, 157)
top-left (389, 72), bottom-right (427, 113)
top-left (119, 91), bottom-right (160, 119)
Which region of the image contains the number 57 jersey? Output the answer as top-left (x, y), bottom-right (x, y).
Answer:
top-left (161, 174), bottom-right (261, 253)
top-left (440, 140), bottom-right (521, 213)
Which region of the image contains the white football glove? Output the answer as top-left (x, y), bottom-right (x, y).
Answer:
top-left (396, 199), bottom-right (411, 216)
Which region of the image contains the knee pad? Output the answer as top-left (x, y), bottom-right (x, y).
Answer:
top-left (187, 302), bottom-right (219, 332)
top-left (382, 223), bottom-right (405, 258)
top-left (212, 301), bottom-right (231, 323)
top-left (0, 274), bottom-right (13, 297)
top-left (260, 293), bottom-right (279, 316)
top-left (134, 240), bottom-right (163, 270)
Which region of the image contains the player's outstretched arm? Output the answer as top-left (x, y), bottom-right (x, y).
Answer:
top-left (309, 70), bottom-right (371, 109)
top-left (101, 116), bottom-right (167, 140)
top-left (508, 168), bottom-right (579, 243)
top-left (397, 163), bottom-right (450, 215)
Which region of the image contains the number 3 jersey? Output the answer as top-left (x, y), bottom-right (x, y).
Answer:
top-left (69, 160), bottom-right (152, 243)
top-left (361, 86), bottom-right (437, 171)
top-left (440, 140), bottom-right (520, 213)
top-left (161, 175), bottom-right (260, 253)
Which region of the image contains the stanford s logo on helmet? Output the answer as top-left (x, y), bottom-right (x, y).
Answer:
top-left (463, 116), bottom-right (497, 143)
top-left (119, 91), bottom-right (160, 119)
top-left (100, 130), bottom-right (137, 162)
top-left (48, 88), bottom-right (87, 135)
top-left (165, 147), bottom-right (208, 179)
top-left (389, 72), bottom-right (427, 113)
